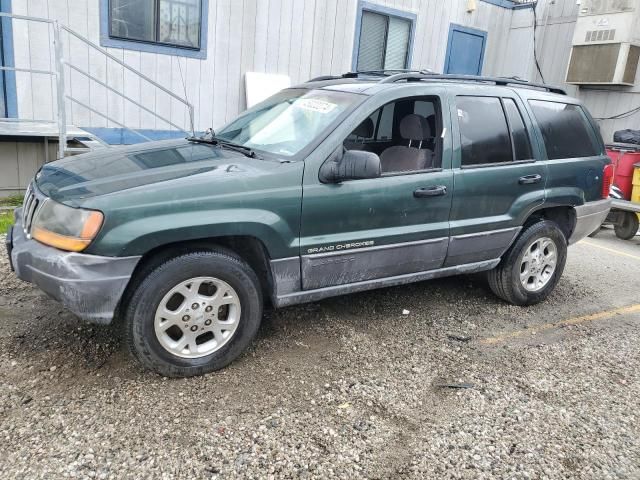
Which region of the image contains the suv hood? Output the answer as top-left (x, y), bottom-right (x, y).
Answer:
top-left (35, 139), bottom-right (281, 204)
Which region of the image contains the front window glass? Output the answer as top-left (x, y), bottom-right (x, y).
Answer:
top-left (216, 89), bottom-right (360, 157)
top-left (342, 96), bottom-right (442, 174)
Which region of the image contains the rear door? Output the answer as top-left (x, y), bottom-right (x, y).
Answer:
top-left (300, 88), bottom-right (453, 290)
top-left (446, 88), bottom-right (547, 266)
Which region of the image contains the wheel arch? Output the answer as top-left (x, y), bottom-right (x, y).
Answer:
top-left (523, 205), bottom-right (577, 242)
top-left (116, 236), bottom-right (275, 321)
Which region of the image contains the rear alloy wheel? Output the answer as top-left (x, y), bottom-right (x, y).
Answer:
top-left (518, 237), bottom-right (557, 293)
top-left (487, 220), bottom-right (567, 306)
top-left (614, 212), bottom-right (639, 240)
top-left (125, 249), bottom-right (262, 377)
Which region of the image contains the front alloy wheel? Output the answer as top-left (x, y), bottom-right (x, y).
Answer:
top-left (125, 249), bottom-right (263, 377)
top-left (154, 277), bottom-right (241, 359)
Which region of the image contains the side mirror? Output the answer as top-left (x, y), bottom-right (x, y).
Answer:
top-left (320, 149), bottom-right (382, 183)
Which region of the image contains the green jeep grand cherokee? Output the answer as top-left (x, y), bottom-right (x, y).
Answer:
top-left (7, 72), bottom-right (612, 377)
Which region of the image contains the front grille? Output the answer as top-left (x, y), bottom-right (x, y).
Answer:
top-left (22, 184), bottom-right (40, 238)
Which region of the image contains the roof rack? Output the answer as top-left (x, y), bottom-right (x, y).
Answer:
top-left (378, 72), bottom-right (566, 95)
top-left (307, 69), bottom-right (435, 83)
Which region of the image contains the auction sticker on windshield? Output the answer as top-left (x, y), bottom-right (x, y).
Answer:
top-left (295, 98), bottom-right (338, 114)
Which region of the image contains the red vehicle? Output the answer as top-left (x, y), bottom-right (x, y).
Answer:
top-left (598, 144), bottom-right (640, 240)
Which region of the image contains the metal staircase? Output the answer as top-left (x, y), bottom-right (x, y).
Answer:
top-left (0, 12), bottom-right (194, 160)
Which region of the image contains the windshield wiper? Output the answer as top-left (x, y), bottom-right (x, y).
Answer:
top-left (214, 139), bottom-right (258, 158)
top-left (187, 136), bottom-right (216, 144)
top-left (186, 129), bottom-right (258, 158)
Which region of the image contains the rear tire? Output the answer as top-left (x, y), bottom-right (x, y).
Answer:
top-left (487, 220), bottom-right (567, 306)
top-left (614, 212), bottom-right (639, 240)
top-left (124, 249), bottom-right (263, 377)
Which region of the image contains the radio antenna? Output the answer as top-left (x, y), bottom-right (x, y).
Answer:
top-left (177, 57), bottom-right (196, 137)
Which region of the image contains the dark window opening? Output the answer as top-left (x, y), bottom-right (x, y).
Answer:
top-left (343, 96), bottom-right (442, 174)
top-left (457, 96), bottom-right (512, 166)
top-left (109, 0), bottom-right (202, 50)
top-left (503, 98), bottom-right (533, 161)
top-left (456, 96), bottom-right (534, 167)
top-left (529, 100), bottom-right (600, 160)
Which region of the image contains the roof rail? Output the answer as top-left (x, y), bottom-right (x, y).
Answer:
top-left (378, 73), bottom-right (567, 95)
top-left (306, 69), bottom-right (435, 83)
top-left (345, 69), bottom-right (435, 77)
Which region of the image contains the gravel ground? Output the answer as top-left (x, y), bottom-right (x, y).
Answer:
top-left (1, 229), bottom-right (639, 479)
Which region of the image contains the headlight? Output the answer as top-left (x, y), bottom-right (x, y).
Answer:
top-left (31, 200), bottom-right (104, 252)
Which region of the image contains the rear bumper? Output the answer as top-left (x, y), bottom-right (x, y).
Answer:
top-left (568, 198), bottom-right (612, 245)
top-left (9, 211), bottom-right (140, 324)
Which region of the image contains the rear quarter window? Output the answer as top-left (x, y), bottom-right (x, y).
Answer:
top-left (528, 100), bottom-right (601, 160)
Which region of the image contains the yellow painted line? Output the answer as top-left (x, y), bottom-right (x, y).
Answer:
top-left (580, 240), bottom-right (640, 261)
top-left (481, 303), bottom-right (640, 345)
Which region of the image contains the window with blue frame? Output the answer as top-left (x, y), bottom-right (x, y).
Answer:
top-left (354, 3), bottom-right (415, 71)
top-left (109, 0), bottom-right (202, 49)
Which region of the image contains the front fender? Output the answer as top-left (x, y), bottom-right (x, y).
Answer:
top-left (90, 208), bottom-right (299, 258)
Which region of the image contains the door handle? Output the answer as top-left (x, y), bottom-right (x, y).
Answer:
top-left (414, 185), bottom-right (447, 198)
top-left (518, 174), bottom-right (542, 185)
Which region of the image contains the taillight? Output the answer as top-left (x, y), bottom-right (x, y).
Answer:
top-left (602, 163), bottom-right (614, 199)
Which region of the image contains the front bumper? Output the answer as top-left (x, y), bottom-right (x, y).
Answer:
top-left (9, 210), bottom-right (141, 324)
top-left (568, 198), bottom-right (612, 245)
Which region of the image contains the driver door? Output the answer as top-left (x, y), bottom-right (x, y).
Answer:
top-left (299, 94), bottom-right (453, 290)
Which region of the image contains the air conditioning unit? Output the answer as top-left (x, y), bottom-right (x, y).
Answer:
top-left (566, 0), bottom-right (640, 86)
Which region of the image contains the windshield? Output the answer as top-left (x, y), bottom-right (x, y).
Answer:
top-left (215, 89), bottom-right (361, 157)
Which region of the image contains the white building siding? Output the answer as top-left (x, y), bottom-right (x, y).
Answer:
top-left (504, 0), bottom-right (640, 143)
top-left (9, 0), bottom-right (515, 135)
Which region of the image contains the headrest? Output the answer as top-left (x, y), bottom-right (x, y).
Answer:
top-left (352, 117), bottom-right (374, 138)
top-left (400, 114), bottom-right (431, 141)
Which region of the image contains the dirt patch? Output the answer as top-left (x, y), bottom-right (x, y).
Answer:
top-left (1, 236), bottom-right (639, 479)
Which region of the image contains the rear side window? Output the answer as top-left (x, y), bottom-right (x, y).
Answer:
top-left (457, 96), bottom-right (512, 166)
top-left (529, 100), bottom-right (600, 159)
top-left (503, 98), bottom-right (533, 161)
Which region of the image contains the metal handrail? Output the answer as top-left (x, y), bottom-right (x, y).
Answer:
top-left (0, 12), bottom-right (194, 159)
top-left (60, 24), bottom-right (194, 133)
top-left (0, 11), bottom-right (53, 23)
top-left (0, 66), bottom-right (55, 75)
top-left (66, 63), bottom-right (189, 133)
top-left (66, 96), bottom-right (153, 142)
top-left (53, 21), bottom-right (67, 159)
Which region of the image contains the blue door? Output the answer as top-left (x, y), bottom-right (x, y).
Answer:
top-left (444, 24), bottom-right (487, 75)
top-left (0, 16), bottom-right (6, 117)
top-left (0, 1), bottom-right (12, 118)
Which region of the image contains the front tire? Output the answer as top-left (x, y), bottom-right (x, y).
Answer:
top-left (124, 249), bottom-right (263, 377)
top-left (487, 220), bottom-right (567, 306)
